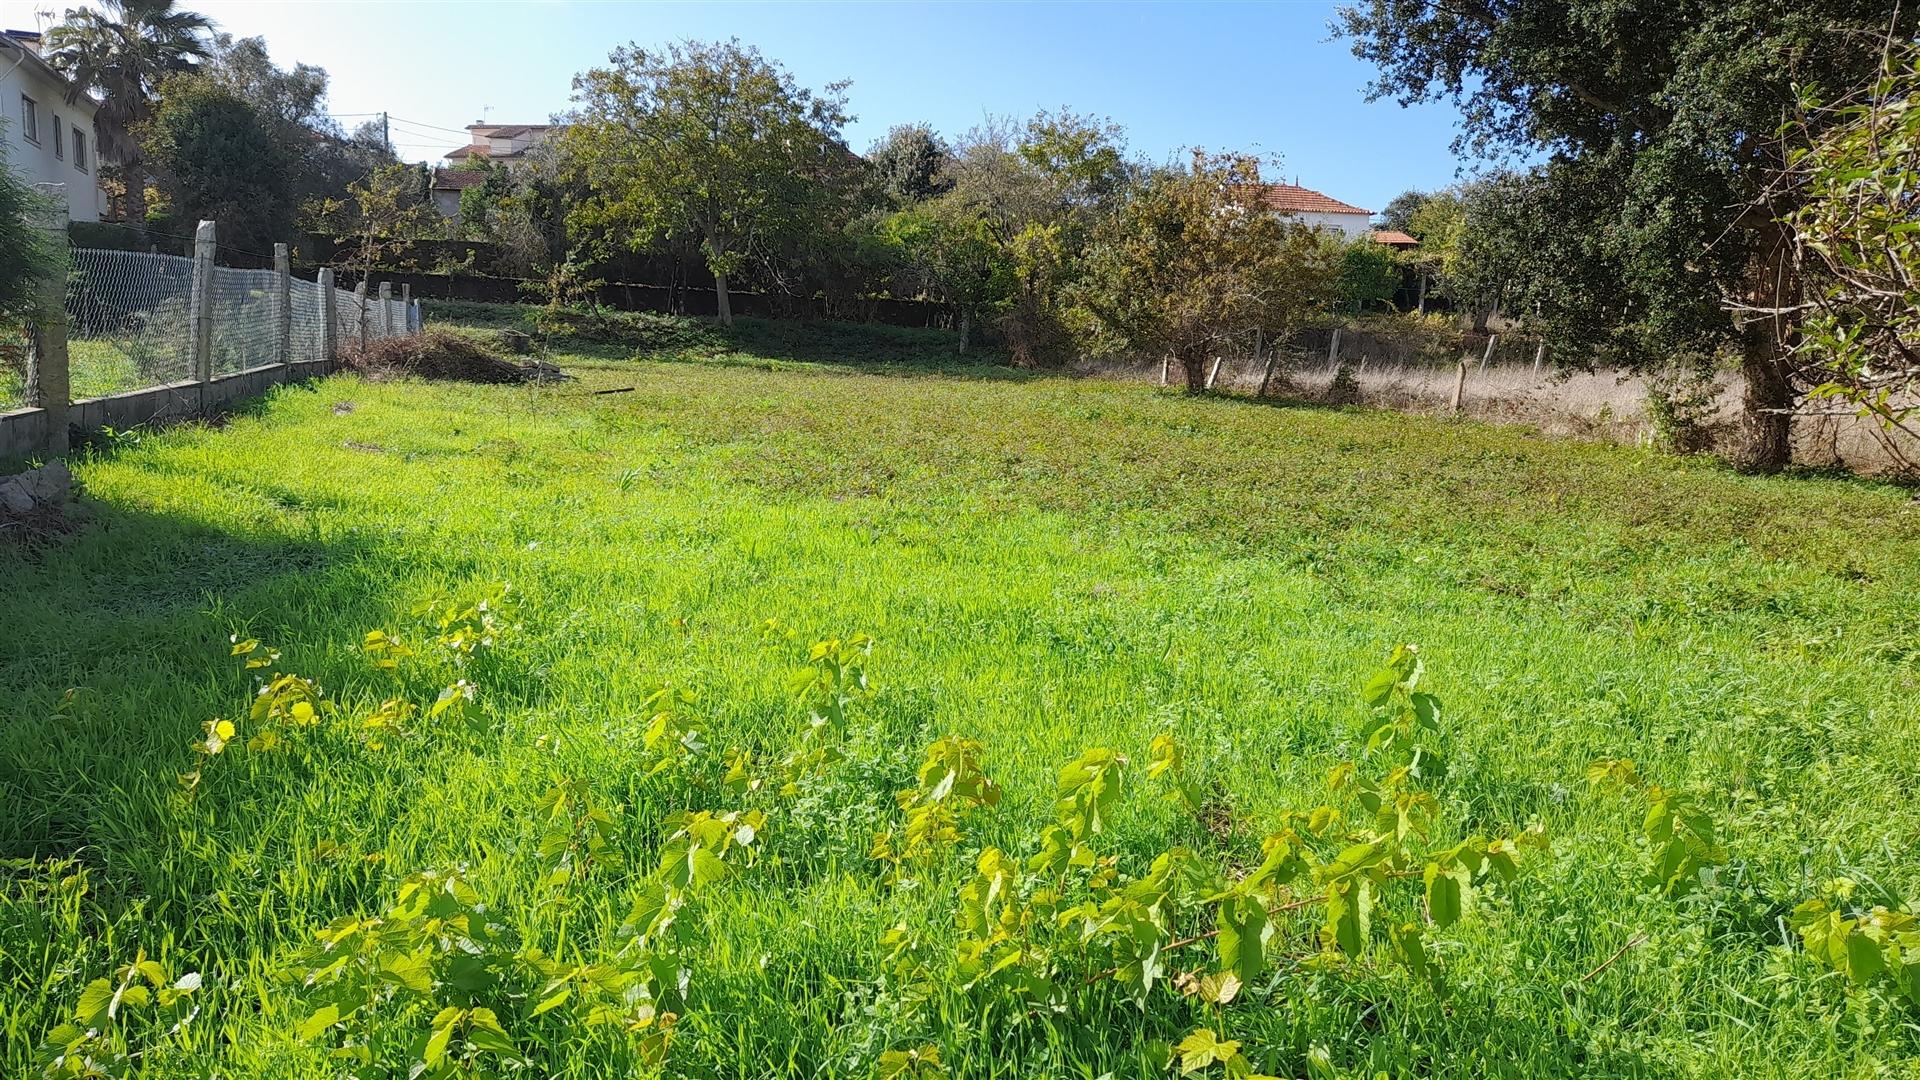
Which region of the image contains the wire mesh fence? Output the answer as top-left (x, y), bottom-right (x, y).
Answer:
top-left (291, 278), bottom-right (326, 365)
top-left (62, 248), bottom-right (197, 401)
top-left (1, 247), bottom-right (420, 415)
top-left (209, 266), bottom-right (280, 377)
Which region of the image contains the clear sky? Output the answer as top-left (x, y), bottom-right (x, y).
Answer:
top-left (4, 0), bottom-right (1477, 214)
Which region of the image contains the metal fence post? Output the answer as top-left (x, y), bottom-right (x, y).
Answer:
top-left (187, 220), bottom-right (217, 390)
top-left (378, 282), bottom-right (393, 338)
top-left (318, 268), bottom-right (337, 364)
top-left (26, 186), bottom-right (71, 455)
top-left (273, 243), bottom-right (292, 373)
top-left (354, 280), bottom-right (368, 347)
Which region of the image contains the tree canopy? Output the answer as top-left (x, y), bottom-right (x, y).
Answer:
top-left (1336, 0), bottom-right (1920, 470)
top-left (48, 0), bottom-right (213, 228)
top-left (143, 76), bottom-right (293, 255)
top-left (1071, 153), bottom-right (1338, 392)
top-left (562, 38), bottom-right (854, 324)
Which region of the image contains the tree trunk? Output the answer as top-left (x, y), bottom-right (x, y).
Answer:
top-left (958, 307), bottom-right (970, 354)
top-left (1737, 317), bottom-right (1793, 473)
top-left (1181, 354), bottom-right (1207, 394)
top-left (714, 271), bottom-right (732, 326)
top-left (122, 162), bottom-right (147, 232)
top-left (1735, 222), bottom-right (1797, 474)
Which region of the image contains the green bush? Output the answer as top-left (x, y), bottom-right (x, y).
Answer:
top-left (530, 305), bottom-right (726, 353)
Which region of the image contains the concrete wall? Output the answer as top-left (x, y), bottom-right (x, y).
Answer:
top-left (0, 39), bottom-right (106, 222)
top-left (0, 359), bottom-right (336, 460)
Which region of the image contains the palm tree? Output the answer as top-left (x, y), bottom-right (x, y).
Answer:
top-left (47, 0), bottom-right (213, 229)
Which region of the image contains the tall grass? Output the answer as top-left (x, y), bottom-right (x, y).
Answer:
top-left (2, 318), bottom-right (1918, 1077)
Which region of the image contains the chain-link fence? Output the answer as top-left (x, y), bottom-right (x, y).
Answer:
top-left (62, 248), bottom-right (197, 401)
top-left (3, 246), bottom-right (419, 413)
top-left (4, 238), bottom-right (421, 456)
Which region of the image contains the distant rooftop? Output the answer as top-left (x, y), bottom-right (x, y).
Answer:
top-left (1250, 183), bottom-right (1372, 217)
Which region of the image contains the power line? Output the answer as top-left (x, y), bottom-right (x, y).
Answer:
top-left (384, 114), bottom-right (478, 138)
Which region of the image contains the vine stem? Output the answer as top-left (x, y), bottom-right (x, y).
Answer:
top-left (1573, 932), bottom-right (1648, 986)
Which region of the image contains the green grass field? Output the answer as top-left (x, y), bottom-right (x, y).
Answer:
top-left (3, 314), bottom-right (1918, 1078)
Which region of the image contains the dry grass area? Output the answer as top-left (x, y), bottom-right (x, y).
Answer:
top-left (1082, 352), bottom-right (1920, 477)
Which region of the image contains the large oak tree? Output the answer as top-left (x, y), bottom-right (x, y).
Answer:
top-left (1336, 0), bottom-right (1919, 471)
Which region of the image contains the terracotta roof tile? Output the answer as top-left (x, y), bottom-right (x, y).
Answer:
top-left (1371, 229), bottom-right (1419, 246)
top-left (432, 168), bottom-right (489, 191)
top-left (1250, 183), bottom-right (1372, 216)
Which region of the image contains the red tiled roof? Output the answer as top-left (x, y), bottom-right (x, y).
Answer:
top-left (1371, 229), bottom-right (1419, 246)
top-left (431, 168), bottom-right (489, 191)
top-left (1251, 183), bottom-right (1372, 216)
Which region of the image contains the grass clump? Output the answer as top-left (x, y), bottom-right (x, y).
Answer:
top-left (2, 304), bottom-right (1919, 1077)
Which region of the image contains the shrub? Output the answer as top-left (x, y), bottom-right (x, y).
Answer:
top-left (531, 306), bottom-right (725, 353)
top-left (1642, 365), bottom-right (1723, 454)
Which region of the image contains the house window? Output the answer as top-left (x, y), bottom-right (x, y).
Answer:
top-left (18, 94), bottom-right (37, 143)
top-left (51, 114), bottom-right (62, 159)
top-left (72, 127), bottom-right (86, 172)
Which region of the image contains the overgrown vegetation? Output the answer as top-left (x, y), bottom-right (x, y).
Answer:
top-left (339, 327), bottom-right (569, 385)
top-left (3, 320), bottom-right (1919, 1075)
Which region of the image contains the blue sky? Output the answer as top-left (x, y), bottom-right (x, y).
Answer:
top-left (7, 0), bottom-right (1477, 213)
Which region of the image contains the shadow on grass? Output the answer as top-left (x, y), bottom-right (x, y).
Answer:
top-left (0, 491), bottom-right (471, 871)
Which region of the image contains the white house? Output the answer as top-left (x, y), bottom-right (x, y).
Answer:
top-left (1253, 182), bottom-right (1374, 240)
top-left (0, 29), bottom-right (106, 222)
top-left (431, 122), bottom-right (561, 220)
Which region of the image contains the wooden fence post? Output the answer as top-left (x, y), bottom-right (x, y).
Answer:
top-left (188, 220), bottom-right (218, 402)
top-left (1326, 327), bottom-right (1342, 373)
top-left (1159, 355), bottom-right (1169, 387)
top-left (354, 281), bottom-right (369, 347)
top-left (1478, 332), bottom-right (1499, 373)
top-left (378, 282), bottom-right (393, 338)
top-left (1450, 358), bottom-right (1470, 414)
top-left (26, 188), bottom-right (71, 455)
top-left (273, 242), bottom-right (292, 372)
top-left (1532, 339), bottom-right (1546, 379)
top-left (1205, 355), bottom-right (1224, 391)
top-left (318, 268), bottom-right (337, 364)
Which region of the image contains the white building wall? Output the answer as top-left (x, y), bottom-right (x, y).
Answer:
top-left (0, 51), bottom-right (105, 222)
top-left (1285, 210), bottom-right (1375, 241)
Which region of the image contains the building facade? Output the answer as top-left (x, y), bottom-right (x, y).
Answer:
top-left (1, 29), bottom-right (105, 222)
top-left (431, 123), bottom-right (561, 221)
top-left (1253, 183), bottom-right (1374, 240)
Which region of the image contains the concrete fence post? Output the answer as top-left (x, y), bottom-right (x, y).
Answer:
top-left (26, 185), bottom-right (71, 455)
top-left (400, 283), bottom-right (411, 333)
top-left (378, 282), bottom-right (394, 338)
top-left (187, 219), bottom-right (217, 386)
top-left (354, 280), bottom-right (369, 347)
top-left (318, 268), bottom-right (337, 364)
top-left (273, 243), bottom-right (292, 372)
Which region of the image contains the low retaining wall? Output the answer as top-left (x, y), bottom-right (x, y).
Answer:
top-left (1, 358), bottom-right (336, 459)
